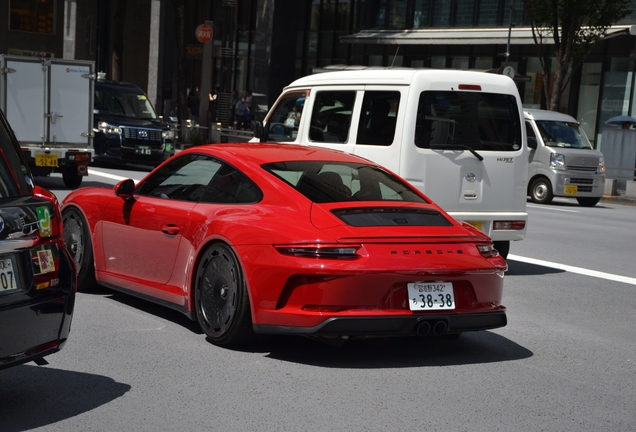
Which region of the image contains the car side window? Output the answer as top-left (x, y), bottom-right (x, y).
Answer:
top-left (136, 154), bottom-right (221, 202)
top-left (309, 91), bottom-right (356, 144)
top-left (200, 163), bottom-right (263, 204)
top-left (357, 91), bottom-right (400, 146)
top-left (266, 91), bottom-right (307, 142)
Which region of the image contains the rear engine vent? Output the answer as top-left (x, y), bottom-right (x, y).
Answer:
top-left (332, 208), bottom-right (453, 227)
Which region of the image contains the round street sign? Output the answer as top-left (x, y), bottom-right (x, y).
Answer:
top-left (195, 24), bottom-right (213, 44)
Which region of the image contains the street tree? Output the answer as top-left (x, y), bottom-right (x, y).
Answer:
top-left (522, 0), bottom-right (631, 111)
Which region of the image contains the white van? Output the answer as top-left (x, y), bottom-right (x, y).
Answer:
top-left (255, 68), bottom-right (528, 258)
top-left (525, 109), bottom-right (605, 206)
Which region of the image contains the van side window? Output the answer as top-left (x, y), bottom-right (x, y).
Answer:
top-left (309, 91), bottom-right (356, 144)
top-left (357, 91), bottom-right (400, 146)
top-left (415, 91), bottom-right (522, 152)
top-left (266, 91), bottom-right (306, 142)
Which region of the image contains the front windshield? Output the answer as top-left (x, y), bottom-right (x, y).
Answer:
top-left (95, 89), bottom-right (157, 120)
top-left (535, 120), bottom-right (592, 149)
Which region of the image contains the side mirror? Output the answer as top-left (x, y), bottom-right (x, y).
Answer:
top-left (527, 137), bottom-right (537, 149)
top-left (114, 179), bottom-right (135, 200)
top-left (253, 121), bottom-right (265, 142)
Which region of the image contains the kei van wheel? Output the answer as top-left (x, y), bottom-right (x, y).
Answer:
top-left (530, 177), bottom-right (553, 204)
top-left (194, 243), bottom-right (254, 347)
top-left (62, 208), bottom-right (96, 292)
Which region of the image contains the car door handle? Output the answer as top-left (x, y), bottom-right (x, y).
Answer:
top-left (162, 224), bottom-right (180, 235)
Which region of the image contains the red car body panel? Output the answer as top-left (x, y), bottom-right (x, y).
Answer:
top-left (62, 143), bottom-right (507, 336)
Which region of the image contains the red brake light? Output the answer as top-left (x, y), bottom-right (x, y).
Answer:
top-left (458, 84), bottom-right (482, 91)
top-left (275, 244), bottom-right (361, 260)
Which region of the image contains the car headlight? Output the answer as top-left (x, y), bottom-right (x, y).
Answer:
top-left (162, 129), bottom-right (175, 140)
top-left (550, 153), bottom-right (566, 171)
top-left (598, 156), bottom-right (605, 173)
top-left (97, 122), bottom-right (121, 134)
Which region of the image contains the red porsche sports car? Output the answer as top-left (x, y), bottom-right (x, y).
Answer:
top-left (61, 143), bottom-right (507, 346)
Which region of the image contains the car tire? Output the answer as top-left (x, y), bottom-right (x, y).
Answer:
top-left (493, 240), bottom-right (510, 259)
top-left (576, 197), bottom-right (601, 207)
top-left (530, 177), bottom-right (553, 204)
top-left (194, 243), bottom-right (254, 346)
top-left (62, 168), bottom-right (83, 189)
top-left (62, 208), bottom-right (97, 292)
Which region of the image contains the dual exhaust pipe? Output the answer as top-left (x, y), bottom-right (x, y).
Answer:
top-left (415, 319), bottom-right (449, 337)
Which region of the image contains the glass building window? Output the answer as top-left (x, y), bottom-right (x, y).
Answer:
top-left (478, 0), bottom-right (498, 26)
top-left (9, 0), bottom-right (55, 34)
top-left (431, 1), bottom-right (451, 27)
top-left (413, 0), bottom-right (430, 28)
top-left (454, 0), bottom-right (475, 27)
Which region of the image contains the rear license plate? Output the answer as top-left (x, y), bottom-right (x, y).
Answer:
top-left (135, 145), bottom-right (152, 155)
top-left (565, 185), bottom-right (578, 195)
top-left (35, 154), bottom-right (58, 167)
top-left (466, 221), bottom-right (482, 231)
top-left (408, 282), bottom-right (455, 310)
top-left (0, 256), bottom-right (20, 295)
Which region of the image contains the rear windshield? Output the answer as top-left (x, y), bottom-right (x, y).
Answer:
top-left (535, 120), bottom-right (592, 149)
top-left (0, 114), bottom-right (32, 198)
top-left (262, 161), bottom-right (426, 204)
top-left (415, 91), bottom-right (522, 151)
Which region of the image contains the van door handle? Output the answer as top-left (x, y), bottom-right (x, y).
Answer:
top-left (162, 224), bottom-right (180, 235)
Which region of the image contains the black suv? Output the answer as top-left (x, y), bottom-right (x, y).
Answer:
top-left (94, 80), bottom-right (175, 166)
top-left (0, 109), bottom-right (77, 370)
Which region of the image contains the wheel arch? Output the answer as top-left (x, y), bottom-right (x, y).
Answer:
top-left (187, 237), bottom-right (255, 322)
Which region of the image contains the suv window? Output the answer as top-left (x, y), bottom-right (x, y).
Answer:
top-left (0, 114), bottom-right (32, 198)
top-left (415, 91), bottom-right (522, 151)
top-left (309, 91), bottom-right (356, 144)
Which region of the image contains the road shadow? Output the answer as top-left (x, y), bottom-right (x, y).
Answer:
top-left (103, 289), bottom-right (203, 335)
top-left (527, 197), bottom-right (611, 209)
top-left (34, 176), bottom-right (114, 190)
top-left (91, 159), bottom-right (155, 173)
top-left (0, 365), bottom-right (130, 432)
top-left (88, 287), bottom-right (531, 369)
top-left (248, 331), bottom-right (532, 368)
top-left (505, 259), bottom-right (565, 276)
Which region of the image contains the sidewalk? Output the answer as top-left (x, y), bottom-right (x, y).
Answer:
top-left (600, 193), bottom-right (636, 206)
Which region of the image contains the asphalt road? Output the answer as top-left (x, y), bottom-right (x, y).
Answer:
top-left (1, 164), bottom-right (635, 431)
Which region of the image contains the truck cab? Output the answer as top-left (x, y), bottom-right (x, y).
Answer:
top-left (94, 79), bottom-right (175, 166)
top-left (525, 109), bottom-right (605, 206)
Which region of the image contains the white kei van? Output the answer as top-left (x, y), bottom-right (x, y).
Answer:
top-left (525, 109), bottom-right (605, 207)
top-left (254, 68), bottom-right (528, 258)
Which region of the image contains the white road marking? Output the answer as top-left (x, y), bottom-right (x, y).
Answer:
top-left (509, 254), bottom-right (636, 286)
top-left (527, 204), bottom-right (580, 213)
top-left (89, 168), bottom-right (141, 183)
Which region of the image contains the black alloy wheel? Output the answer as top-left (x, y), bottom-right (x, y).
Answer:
top-left (62, 208), bottom-right (96, 291)
top-left (194, 243), bottom-right (253, 346)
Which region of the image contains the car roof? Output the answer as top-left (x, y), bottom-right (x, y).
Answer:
top-left (95, 79), bottom-right (145, 94)
top-left (285, 67), bottom-right (518, 89)
top-left (180, 143), bottom-right (376, 166)
top-left (524, 108), bottom-right (578, 123)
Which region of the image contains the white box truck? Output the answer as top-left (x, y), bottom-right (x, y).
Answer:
top-left (0, 55), bottom-right (94, 188)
